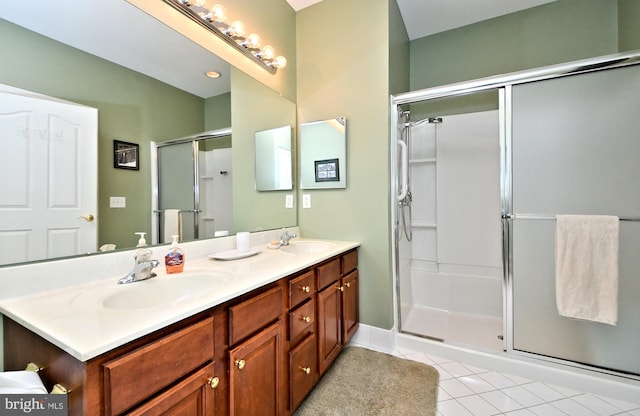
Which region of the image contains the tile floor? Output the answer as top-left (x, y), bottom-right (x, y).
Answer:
top-left (388, 346), bottom-right (640, 416)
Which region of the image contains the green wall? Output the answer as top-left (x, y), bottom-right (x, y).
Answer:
top-left (618, 0), bottom-right (640, 52)
top-left (410, 0), bottom-right (619, 90)
top-left (231, 69), bottom-right (297, 233)
top-left (297, 0), bottom-right (396, 329)
top-left (388, 0), bottom-right (410, 95)
top-left (205, 92), bottom-right (232, 131)
top-left (0, 19), bottom-right (205, 250)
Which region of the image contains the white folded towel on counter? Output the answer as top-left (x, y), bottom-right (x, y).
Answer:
top-left (0, 370), bottom-right (48, 394)
top-left (555, 215), bottom-right (619, 325)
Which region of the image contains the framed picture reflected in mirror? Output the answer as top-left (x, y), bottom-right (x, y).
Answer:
top-left (113, 140), bottom-right (139, 170)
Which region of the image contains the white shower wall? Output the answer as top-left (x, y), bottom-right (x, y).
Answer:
top-left (399, 110), bottom-right (503, 351)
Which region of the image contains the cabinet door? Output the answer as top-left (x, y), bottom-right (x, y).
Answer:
top-left (128, 362), bottom-right (217, 416)
top-left (229, 321), bottom-right (284, 416)
top-left (317, 283), bottom-right (342, 375)
top-left (342, 271), bottom-right (359, 345)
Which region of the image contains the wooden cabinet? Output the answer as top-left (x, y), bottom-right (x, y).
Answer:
top-left (317, 249), bottom-right (359, 376)
top-left (287, 270), bottom-right (318, 412)
top-left (3, 248), bottom-right (359, 416)
top-left (103, 318), bottom-right (215, 415)
top-left (289, 334), bottom-right (317, 411)
top-left (227, 285), bottom-right (285, 416)
top-left (229, 321), bottom-right (284, 416)
top-left (127, 362), bottom-right (216, 416)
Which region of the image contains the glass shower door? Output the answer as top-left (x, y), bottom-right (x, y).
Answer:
top-left (157, 141), bottom-right (197, 243)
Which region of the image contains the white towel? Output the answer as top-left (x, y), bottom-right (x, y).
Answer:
top-left (163, 209), bottom-right (182, 243)
top-left (0, 371), bottom-right (47, 394)
top-left (555, 215), bottom-right (619, 325)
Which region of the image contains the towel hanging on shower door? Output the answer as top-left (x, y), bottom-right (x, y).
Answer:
top-left (555, 214), bottom-right (619, 325)
top-left (163, 209), bottom-right (182, 243)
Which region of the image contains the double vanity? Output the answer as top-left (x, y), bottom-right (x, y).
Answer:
top-left (0, 230), bottom-right (360, 415)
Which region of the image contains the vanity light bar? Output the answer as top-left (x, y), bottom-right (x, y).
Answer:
top-left (163, 0), bottom-right (287, 74)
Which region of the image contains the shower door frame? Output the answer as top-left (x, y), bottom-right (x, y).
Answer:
top-left (150, 127), bottom-right (232, 245)
top-left (391, 50), bottom-right (640, 362)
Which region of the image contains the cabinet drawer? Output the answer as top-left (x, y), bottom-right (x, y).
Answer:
top-left (289, 334), bottom-right (317, 412)
top-left (127, 362), bottom-right (216, 416)
top-left (103, 317), bottom-right (214, 416)
top-left (341, 249), bottom-right (358, 275)
top-left (316, 258), bottom-right (340, 291)
top-left (289, 299), bottom-right (315, 343)
top-left (229, 286), bottom-right (282, 346)
top-left (289, 271), bottom-right (315, 309)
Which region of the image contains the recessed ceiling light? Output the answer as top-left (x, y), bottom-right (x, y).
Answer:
top-left (205, 70), bottom-right (222, 79)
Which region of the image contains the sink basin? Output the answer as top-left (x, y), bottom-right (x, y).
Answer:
top-left (72, 269), bottom-right (233, 311)
top-left (280, 240), bottom-right (335, 255)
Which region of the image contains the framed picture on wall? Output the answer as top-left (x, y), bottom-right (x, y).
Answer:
top-left (113, 140), bottom-right (139, 170)
top-left (314, 158), bottom-right (339, 182)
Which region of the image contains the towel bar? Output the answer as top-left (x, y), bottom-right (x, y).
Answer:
top-left (502, 213), bottom-right (640, 221)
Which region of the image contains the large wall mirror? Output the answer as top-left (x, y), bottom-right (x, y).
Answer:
top-left (300, 117), bottom-right (347, 189)
top-left (0, 1), bottom-right (297, 266)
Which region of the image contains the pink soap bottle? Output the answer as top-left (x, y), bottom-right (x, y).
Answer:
top-left (165, 235), bottom-right (184, 274)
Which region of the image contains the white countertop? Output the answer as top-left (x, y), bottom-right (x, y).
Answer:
top-left (0, 236), bottom-right (359, 362)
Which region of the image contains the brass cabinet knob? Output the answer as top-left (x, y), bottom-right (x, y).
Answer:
top-left (78, 214), bottom-right (95, 222)
top-left (299, 366), bottom-right (311, 375)
top-left (207, 376), bottom-right (220, 389)
top-left (337, 286), bottom-right (344, 292)
top-left (300, 285), bottom-right (310, 293)
top-left (300, 315), bottom-right (311, 323)
top-left (345, 282), bottom-right (351, 288)
top-left (235, 359), bottom-right (246, 370)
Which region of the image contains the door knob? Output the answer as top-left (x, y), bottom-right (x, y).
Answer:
top-left (79, 214), bottom-right (95, 222)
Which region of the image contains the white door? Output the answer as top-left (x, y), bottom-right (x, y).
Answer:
top-left (0, 86), bottom-right (98, 264)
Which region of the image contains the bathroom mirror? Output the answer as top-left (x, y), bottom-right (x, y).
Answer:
top-left (0, 3), bottom-right (297, 266)
top-left (255, 125), bottom-right (293, 191)
top-left (300, 117), bottom-right (347, 189)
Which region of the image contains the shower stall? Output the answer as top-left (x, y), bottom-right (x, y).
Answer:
top-left (395, 97), bottom-right (504, 352)
top-left (391, 50), bottom-right (640, 378)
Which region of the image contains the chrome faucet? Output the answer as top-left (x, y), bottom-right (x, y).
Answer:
top-left (118, 259), bottom-right (160, 284)
top-left (279, 229), bottom-right (297, 246)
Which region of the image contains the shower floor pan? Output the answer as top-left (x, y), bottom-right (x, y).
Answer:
top-left (402, 305), bottom-right (503, 352)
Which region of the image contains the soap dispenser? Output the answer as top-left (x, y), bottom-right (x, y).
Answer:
top-left (134, 232), bottom-right (154, 279)
top-left (165, 235), bottom-right (185, 274)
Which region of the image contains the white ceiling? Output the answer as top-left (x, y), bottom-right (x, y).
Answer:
top-left (1, 0), bottom-right (556, 99)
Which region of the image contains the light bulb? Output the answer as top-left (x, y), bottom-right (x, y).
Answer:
top-left (209, 4), bottom-right (226, 22)
top-left (274, 56), bottom-right (287, 69)
top-left (261, 45), bottom-right (275, 60)
top-left (230, 20), bottom-right (245, 37)
top-left (246, 33), bottom-right (261, 49)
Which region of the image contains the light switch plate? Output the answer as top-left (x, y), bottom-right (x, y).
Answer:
top-left (110, 196), bottom-right (126, 208)
top-left (285, 194), bottom-right (294, 208)
top-left (302, 194), bottom-right (311, 209)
